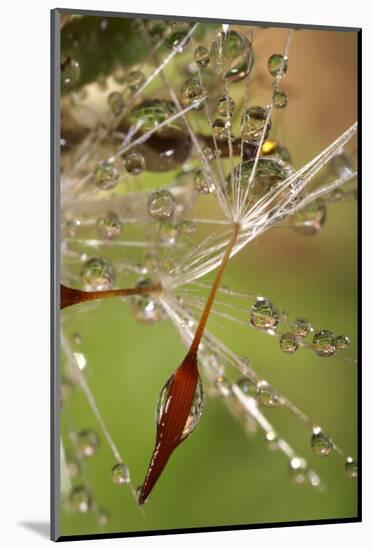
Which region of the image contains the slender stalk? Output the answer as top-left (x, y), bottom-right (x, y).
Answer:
top-left (60, 283), bottom-right (162, 310)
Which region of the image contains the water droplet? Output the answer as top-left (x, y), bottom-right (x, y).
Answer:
top-left (292, 317), bottom-right (312, 338)
top-left (289, 457), bottom-right (307, 485)
top-left (210, 30), bottom-right (254, 82)
top-left (212, 118), bottom-right (229, 141)
top-left (268, 54), bottom-right (288, 77)
top-left (129, 99), bottom-right (177, 133)
top-left (312, 330), bottom-right (337, 357)
top-left (158, 221), bottom-right (179, 245)
top-left (157, 375), bottom-right (205, 439)
top-left (217, 95), bottom-right (236, 118)
top-left (69, 486), bottom-right (91, 513)
top-left (127, 70), bottom-right (146, 91)
top-left (181, 77), bottom-right (206, 106)
top-left (311, 427), bottom-right (333, 456)
top-left (193, 169), bottom-right (215, 194)
top-left (202, 146), bottom-right (216, 161)
top-left (279, 332), bottom-right (299, 353)
top-left (94, 161), bottom-right (119, 190)
top-left (236, 377), bottom-right (252, 395)
top-left (61, 57), bottom-right (81, 92)
top-left (256, 380), bottom-right (281, 407)
top-left (131, 277), bottom-right (163, 323)
top-left (273, 88), bottom-right (288, 109)
top-left (344, 457), bottom-right (358, 479)
top-left (179, 219), bottom-right (196, 235)
top-left (241, 106), bottom-right (271, 144)
top-left (111, 462), bottom-right (130, 485)
top-left (107, 91), bottom-right (124, 116)
top-left (291, 201), bottom-right (326, 236)
top-left (124, 151), bottom-right (145, 175)
top-left (148, 189), bottom-right (176, 220)
top-left (329, 152), bottom-right (353, 178)
top-left (77, 429), bottom-right (99, 457)
top-left (96, 212), bottom-right (122, 240)
top-left (164, 22), bottom-right (191, 49)
top-left (250, 298), bottom-right (280, 331)
top-left (194, 45), bottom-right (210, 67)
top-left (336, 335), bottom-right (350, 350)
top-left (81, 258), bottom-right (115, 291)
top-left (97, 508), bottom-right (110, 526)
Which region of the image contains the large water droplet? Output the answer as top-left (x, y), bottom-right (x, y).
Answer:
top-left (129, 99), bottom-right (177, 133)
top-left (291, 201), bottom-right (326, 236)
top-left (96, 212), bottom-right (122, 240)
top-left (69, 486), bottom-right (91, 513)
top-left (94, 161), bottom-right (119, 190)
top-left (181, 77), bottom-right (206, 106)
top-left (111, 463), bottom-right (130, 485)
top-left (241, 106), bottom-right (271, 144)
top-left (256, 380), bottom-right (281, 407)
top-left (267, 54), bottom-right (288, 77)
top-left (311, 427), bottom-right (333, 456)
top-left (157, 375), bottom-right (205, 439)
top-left (210, 30), bottom-right (253, 82)
top-left (80, 258), bottom-right (115, 291)
top-left (344, 457), bottom-right (358, 479)
top-left (194, 45), bottom-right (210, 67)
top-left (279, 332), bottom-right (299, 353)
top-left (148, 189), bottom-right (176, 220)
top-left (312, 330), bottom-right (337, 357)
top-left (250, 298), bottom-right (280, 331)
top-left (292, 317), bottom-right (312, 338)
top-left (77, 429), bottom-right (100, 457)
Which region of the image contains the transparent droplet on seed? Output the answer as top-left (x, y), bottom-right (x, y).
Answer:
top-left (131, 277), bottom-right (163, 323)
top-left (194, 45), bottom-right (210, 67)
top-left (164, 22), bottom-right (192, 50)
top-left (312, 330), bottom-right (337, 357)
top-left (241, 106), bottom-right (271, 145)
top-left (329, 152), bottom-right (353, 178)
top-left (267, 53), bottom-right (288, 77)
top-left (311, 427), bottom-right (333, 456)
top-left (336, 335), bottom-right (350, 350)
top-left (69, 486), bottom-right (91, 513)
top-left (344, 457), bottom-right (358, 479)
top-left (61, 57), bottom-right (81, 92)
top-left (81, 258), bottom-right (115, 291)
top-left (111, 462), bottom-right (130, 485)
top-left (273, 88), bottom-right (288, 109)
top-left (250, 298), bottom-right (280, 331)
top-left (148, 189), bottom-right (176, 220)
top-left (181, 77), bottom-right (206, 106)
top-left (279, 332), bottom-right (299, 353)
top-left (209, 30), bottom-right (254, 82)
top-left (129, 99), bottom-right (177, 133)
top-left (291, 201), bottom-right (326, 236)
top-left (94, 161), bottom-right (119, 190)
top-left (179, 219), bottom-right (196, 235)
top-left (96, 212), bottom-right (122, 240)
top-left (158, 221), bottom-right (179, 245)
top-left (256, 380), bottom-right (281, 407)
top-left (124, 151), bottom-right (145, 175)
top-left (157, 375), bottom-right (205, 439)
top-left (127, 70), bottom-right (146, 91)
top-left (107, 91), bottom-right (124, 116)
top-left (217, 95), bottom-right (236, 118)
top-left (212, 118), bottom-right (228, 141)
top-left (193, 169), bottom-right (215, 194)
top-left (292, 317), bottom-right (312, 338)
top-left (77, 429), bottom-right (100, 457)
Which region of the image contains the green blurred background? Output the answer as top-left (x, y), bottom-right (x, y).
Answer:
top-left (60, 18), bottom-right (358, 537)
